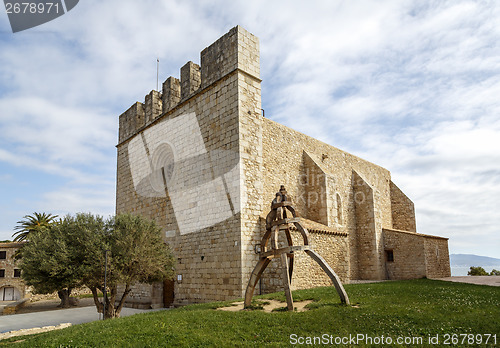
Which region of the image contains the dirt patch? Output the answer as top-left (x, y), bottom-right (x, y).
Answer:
top-left (218, 299), bottom-right (313, 313)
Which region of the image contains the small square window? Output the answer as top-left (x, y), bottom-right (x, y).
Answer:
top-left (385, 250), bottom-right (394, 262)
top-left (14, 269), bottom-right (21, 278)
top-left (0, 251), bottom-right (6, 259)
top-left (0, 269), bottom-right (5, 278)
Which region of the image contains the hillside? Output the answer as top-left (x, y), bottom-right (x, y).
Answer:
top-left (450, 254), bottom-right (500, 266)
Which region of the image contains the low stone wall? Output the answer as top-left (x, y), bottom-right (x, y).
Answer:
top-left (117, 282), bottom-right (163, 309)
top-left (383, 228), bottom-right (426, 279)
top-left (2, 298), bottom-right (29, 315)
top-left (261, 228), bottom-right (349, 294)
top-left (29, 287), bottom-right (93, 302)
top-left (0, 323), bottom-right (71, 340)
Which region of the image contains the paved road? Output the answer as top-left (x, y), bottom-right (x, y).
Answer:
top-left (433, 275), bottom-right (500, 287)
top-left (349, 276), bottom-right (500, 287)
top-left (0, 306), bottom-right (161, 333)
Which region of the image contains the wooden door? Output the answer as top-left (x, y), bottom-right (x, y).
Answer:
top-left (163, 279), bottom-right (175, 307)
top-left (3, 287), bottom-right (14, 301)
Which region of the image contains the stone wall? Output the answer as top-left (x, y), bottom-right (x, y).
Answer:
top-left (180, 62), bottom-right (201, 100)
top-left (260, 226), bottom-right (349, 294)
top-left (0, 243), bottom-right (26, 301)
top-left (117, 282), bottom-right (163, 309)
top-left (390, 181), bottom-right (416, 232)
top-left (302, 152), bottom-right (328, 225)
top-left (424, 237), bottom-right (451, 278)
top-left (353, 171), bottom-right (385, 280)
top-left (118, 102), bottom-right (145, 144)
top-left (201, 26), bottom-right (260, 89)
top-left (117, 73), bottom-right (242, 305)
top-left (383, 228), bottom-right (450, 279)
top-left (293, 230), bottom-right (349, 287)
top-left (231, 26), bottom-right (263, 296)
top-left (260, 118), bottom-right (394, 282)
top-left (383, 228), bottom-right (426, 279)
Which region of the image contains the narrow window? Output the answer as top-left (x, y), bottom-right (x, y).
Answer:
top-left (14, 269), bottom-right (21, 278)
top-left (0, 251), bottom-right (6, 259)
top-left (0, 269), bottom-right (5, 278)
top-left (385, 250), bottom-right (394, 262)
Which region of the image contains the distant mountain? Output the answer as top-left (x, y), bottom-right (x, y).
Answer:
top-left (450, 254), bottom-right (500, 267)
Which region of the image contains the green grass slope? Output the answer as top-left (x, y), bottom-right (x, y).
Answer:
top-left (2, 279), bottom-right (499, 347)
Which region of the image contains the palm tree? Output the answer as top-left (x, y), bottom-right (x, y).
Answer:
top-left (12, 212), bottom-right (59, 242)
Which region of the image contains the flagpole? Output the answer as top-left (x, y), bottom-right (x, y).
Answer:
top-left (156, 58), bottom-right (159, 91)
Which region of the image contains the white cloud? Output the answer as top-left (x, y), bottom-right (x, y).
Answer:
top-left (0, 97), bottom-right (116, 169)
top-left (40, 184), bottom-right (116, 218)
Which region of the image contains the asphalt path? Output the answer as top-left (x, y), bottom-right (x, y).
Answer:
top-left (0, 306), bottom-right (161, 333)
top-left (433, 275), bottom-right (500, 286)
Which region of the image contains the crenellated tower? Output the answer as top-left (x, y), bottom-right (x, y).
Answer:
top-left (116, 26), bottom-right (263, 307)
top-left (118, 25), bottom-right (260, 145)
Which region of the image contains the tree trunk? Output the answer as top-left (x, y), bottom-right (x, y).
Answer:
top-left (90, 286), bottom-right (103, 313)
top-left (90, 286), bottom-right (117, 318)
top-left (114, 284), bottom-right (132, 318)
top-left (95, 285), bottom-right (132, 319)
top-left (105, 301), bottom-right (116, 319)
top-left (57, 288), bottom-right (72, 308)
top-left (89, 284), bottom-right (133, 319)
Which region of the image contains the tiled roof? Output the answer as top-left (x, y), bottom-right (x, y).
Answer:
top-left (0, 242), bottom-right (25, 248)
top-left (291, 218), bottom-right (348, 236)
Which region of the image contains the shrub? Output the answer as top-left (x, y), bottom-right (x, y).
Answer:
top-left (467, 266), bottom-right (489, 276)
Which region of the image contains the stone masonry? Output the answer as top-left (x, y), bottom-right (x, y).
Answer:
top-left (115, 26), bottom-right (451, 307)
top-left (0, 242), bottom-right (27, 301)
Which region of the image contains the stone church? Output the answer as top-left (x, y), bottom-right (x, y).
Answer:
top-left (116, 26), bottom-right (451, 308)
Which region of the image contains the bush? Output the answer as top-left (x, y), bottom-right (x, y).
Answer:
top-left (490, 269), bottom-right (500, 276)
top-left (467, 266), bottom-right (489, 276)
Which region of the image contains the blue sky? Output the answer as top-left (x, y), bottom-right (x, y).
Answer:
top-left (0, 0), bottom-right (499, 259)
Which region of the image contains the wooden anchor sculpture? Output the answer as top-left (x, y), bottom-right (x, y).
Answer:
top-left (244, 185), bottom-right (350, 310)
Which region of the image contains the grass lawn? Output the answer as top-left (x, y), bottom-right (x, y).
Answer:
top-left (2, 279), bottom-right (499, 347)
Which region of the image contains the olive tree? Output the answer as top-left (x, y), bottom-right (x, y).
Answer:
top-left (86, 213), bottom-right (176, 318)
top-left (19, 214), bottom-right (89, 307)
top-left (20, 213), bottom-right (175, 316)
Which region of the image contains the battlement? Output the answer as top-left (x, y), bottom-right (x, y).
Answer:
top-left (118, 25), bottom-right (260, 144)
